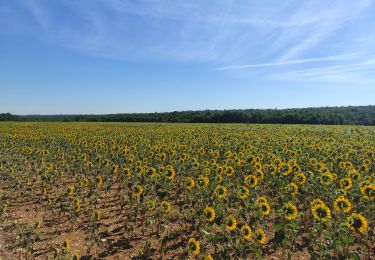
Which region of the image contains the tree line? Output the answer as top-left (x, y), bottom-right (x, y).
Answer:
top-left (1, 106), bottom-right (374, 125)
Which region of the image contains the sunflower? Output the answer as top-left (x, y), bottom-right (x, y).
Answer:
top-left (214, 174), bottom-right (223, 183)
top-left (133, 185), bottom-right (144, 198)
top-left (204, 254), bottom-right (214, 260)
top-left (294, 172), bottom-right (307, 185)
top-left (241, 225), bottom-right (252, 240)
top-left (255, 228), bottom-right (266, 245)
top-left (282, 202), bottom-right (298, 221)
top-left (122, 167), bottom-right (131, 176)
top-left (165, 165), bottom-right (175, 180)
top-left (256, 196), bottom-right (268, 205)
top-left (74, 198), bottom-right (81, 213)
top-left (238, 186), bottom-right (250, 200)
top-left (145, 167), bottom-right (157, 178)
top-left (319, 172), bottom-right (334, 185)
top-left (337, 189), bottom-right (347, 196)
top-left (340, 178), bottom-right (353, 190)
top-left (72, 253), bottom-right (80, 260)
top-left (310, 198), bottom-right (325, 207)
top-left (160, 200), bottom-right (171, 213)
top-left (244, 174), bottom-right (258, 188)
top-left (112, 164), bottom-right (119, 174)
top-left (67, 186), bottom-right (75, 196)
top-left (347, 213), bottom-right (368, 234)
top-left (185, 177), bottom-right (195, 190)
top-left (197, 175), bottom-right (209, 189)
top-left (286, 183), bottom-right (298, 196)
top-left (187, 238), bottom-right (200, 255)
top-left (225, 166), bottom-right (235, 177)
top-left (255, 169), bottom-right (264, 180)
top-left (203, 167), bottom-right (211, 175)
top-left (96, 175), bottom-right (103, 187)
top-left (146, 200), bottom-right (156, 211)
top-left (215, 185), bottom-right (228, 199)
top-left (360, 184), bottom-right (374, 200)
top-left (259, 202), bottom-right (271, 216)
top-left (226, 214), bottom-right (237, 231)
top-left (192, 161), bottom-right (200, 170)
top-left (94, 210), bottom-right (101, 221)
top-left (279, 163), bottom-right (292, 176)
top-left (63, 239), bottom-right (70, 252)
top-left (204, 206), bottom-right (216, 222)
top-left (311, 204), bottom-right (331, 222)
top-left (348, 170), bottom-right (361, 181)
top-left (333, 196), bottom-right (352, 213)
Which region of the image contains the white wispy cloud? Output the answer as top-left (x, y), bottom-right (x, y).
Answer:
top-left (270, 56), bottom-right (375, 83)
top-left (277, 0), bottom-right (373, 61)
top-left (215, 53), bottom-right (358, 70)
top-left (2, 0), bottom-right (375, 74)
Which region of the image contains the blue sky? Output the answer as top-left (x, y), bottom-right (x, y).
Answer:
top-left (1, 0), bottom-right (375, 114)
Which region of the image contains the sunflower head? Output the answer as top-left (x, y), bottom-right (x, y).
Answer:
top-left (255, 228), bottom-right (266, 245)
top-left (215, 185), bottom-right (228, 199)
top-left (282, 202), bottom-right (298, 221)
top-left (72, 253), bottom-right (80, 260)
top-left (185, 177), bottom-right (195, 190)
top-left (187, 238), bottom-right (200, 255)
top-left (63, 239), bottom-right (70, 252)
top-left (320, 172), bottom-right (334, 185)
top-left (241, 225), bottom-right (252, 240)
top-left (160, 200), bottom-right (171, 213)
top-left (238, 186), bottom-right (249, 200)
top-left (226, 214), bottom-right (237, 231)
top-left (67, 186), bottom-right (75, 196)
top-left (286, 183), bottom-right (298, 196)
top-left (259, 202), bottom-right (271, 216)
top-left (197, 175), bottom-right (209, 189)
top-left (294, 172), bottom-right (307, 185)
top-left (133, 185), bottom-right (144, 198)
top-left (340, 178), bottom-right (353, 190)
top-left (311, 204), bottom-right (331, 222)
top-left (360, 184), bottom-right (374, 200)
top-left (347, 213), bottom-right (368, 234)
top-left (204, 206), bottom-right (216, 222)
top-left (333, 196), bottom-right (352, 213)
top-left (94, 210), bottom-right (101, 221)
top-left (165, 166), bottom-right (175, 180)
top-left (244, 174), bottom-right (258, 188)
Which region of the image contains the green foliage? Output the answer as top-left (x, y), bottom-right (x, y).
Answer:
top-left (1, 105), bottom-right (375, 125)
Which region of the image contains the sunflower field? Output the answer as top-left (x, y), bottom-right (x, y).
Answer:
top-left (0, 122), bottom-right (374, 259)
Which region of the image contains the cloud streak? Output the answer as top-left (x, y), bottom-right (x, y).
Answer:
top-left (215, 53), bottom-right (358, 70)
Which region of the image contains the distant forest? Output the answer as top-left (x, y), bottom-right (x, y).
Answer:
top-left (1, 106), bottom-right (374, 125)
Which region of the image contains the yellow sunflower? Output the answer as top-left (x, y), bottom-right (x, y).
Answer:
top-left (160, 200), bottom-right (171, 213)
top-left (244, 174), bottom-right (258, 188)
top-left (255, 228), bottom-right (266, 245)
top-left (259, 202), bottom-right (270, 216)
top-left (238, 186), bottom-right (250, 200)
top-left (333, 196), bottom-right (352, 213)
top-left (311, 203), bottom-right (331, 222)
top-left (347, 213), bottom-right (368, 234)
top-left (360, 184), bottom-right (374, 200)
top-left (339, 178), bottom-right (353, 190)
top-left (133, 185), bottom-right (144, 198)
top-left (188, 238), bottom-right (200, 255)
top-left (185, 177), bottom-right (195, 190)
top-left (226, 214), bottom-right (237, 231)
top-left (241, 225), bottom-right (252, 240)
top-left (286, 183), bottom-right (298, 196)
top-left (215, 185), bottom-right (228, 199)
top-left (204, 206), bottom-right (216, 222)
top-left (282, 202), bottom-right (298, 221)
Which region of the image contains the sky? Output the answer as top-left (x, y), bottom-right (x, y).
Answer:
top-left (1, 0), bottom-right (375, 115)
